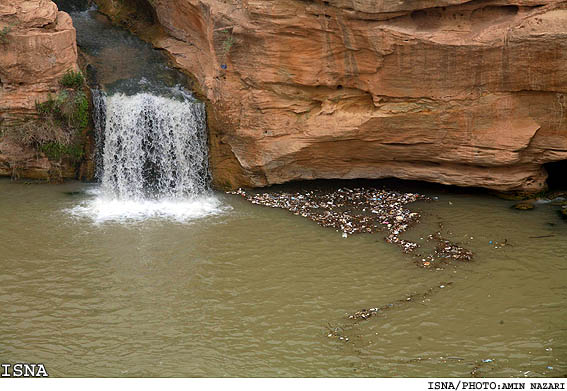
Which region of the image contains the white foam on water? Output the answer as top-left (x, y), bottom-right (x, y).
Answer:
top-left (97, 92), bottom-right (209, 198)
top-left (68, 189), bottom-right (227, 223)
top-left (72, 90), bottom-right (226, 223)
top-left (535, 197), bottom-right (565, 205)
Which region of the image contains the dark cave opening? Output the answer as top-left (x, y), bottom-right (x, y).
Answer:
top-left (545, 160), bottom-right (567, 190)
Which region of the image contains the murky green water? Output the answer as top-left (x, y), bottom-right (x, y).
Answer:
top-left (0, 178), bottom-right (565, 377)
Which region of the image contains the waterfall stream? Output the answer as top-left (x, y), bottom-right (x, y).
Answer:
top-left (55, 4), bottom-right (224, 222)
top-left (93, 91), bottom-right (209, 200)
top-left (75, 89), bottom-right (222, 222)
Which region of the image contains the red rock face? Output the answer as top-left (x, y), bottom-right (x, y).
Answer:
top-left (0, 0), bottom-right (78, 179)
top-left (132, 0), bottom-right (565, 192)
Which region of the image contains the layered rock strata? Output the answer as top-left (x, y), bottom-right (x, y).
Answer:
top-left (96, 0), bottom-right (567, 192)
top-left (0, 0), bottom-right (78, 179)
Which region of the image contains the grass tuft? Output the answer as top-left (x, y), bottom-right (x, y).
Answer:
top-left (60, 70), bottom-right (85, 90)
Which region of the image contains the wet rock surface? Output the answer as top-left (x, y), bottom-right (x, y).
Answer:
top-left (229, 186), bottom-right (474, 268)
top-left (512, 201), bottom-right (535, 211)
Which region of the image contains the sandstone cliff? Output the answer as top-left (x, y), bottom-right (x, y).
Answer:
top-left (0, 0), bottom-right (79, 179)
top-left (98, 0), bottom-right (567, 192)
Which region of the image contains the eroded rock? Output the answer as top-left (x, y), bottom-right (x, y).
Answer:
top-left (97, 0), bottom-right (567, 192)
top-left (0, 0), bottom-right (79, 179)
top-left (512, 200), bottom-right (536, 210)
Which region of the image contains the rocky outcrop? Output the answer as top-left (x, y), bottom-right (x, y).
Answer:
top-left (0, 0), bottom-right (79, 179)
top-left (102, 0), bottom-right (567, 192)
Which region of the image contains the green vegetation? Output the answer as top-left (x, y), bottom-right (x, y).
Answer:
top-left (0, 25), bottom-right (12, 43)
top-left (220, 29), bottom-right (234, 55)
top-left (36, 90), bottom-right (89, 131)
top-left (2, 69), bottom-right (89, 164)
top-left (39, 141), bottom-right (84, 162)
top-left (60, 70), bottom-right (85, 89)
top-left (222, 35), bottom-right (234, 54)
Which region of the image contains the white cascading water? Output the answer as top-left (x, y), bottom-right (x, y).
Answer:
top-left (100, 92), bottom-right (209, 199)
top-left (72, 90), bottom-right (224, 222)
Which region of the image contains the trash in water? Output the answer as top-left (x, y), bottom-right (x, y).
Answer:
top-left (229, 186), bottom-right (474, 267)
top-left (348, 282), bottom-right (453, 321)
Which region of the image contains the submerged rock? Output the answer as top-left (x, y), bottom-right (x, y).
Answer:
top-left (512, 201), bottom-right (535, 210)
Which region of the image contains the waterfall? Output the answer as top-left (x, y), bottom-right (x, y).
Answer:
top-left (73, 90), bottom-right (223, 222)
top-left (92, 91), bottom-right (209, 199)
top-left (92, 89), bottom-right (106, 181)
top-left (63, 6), bottom-right (222, 223)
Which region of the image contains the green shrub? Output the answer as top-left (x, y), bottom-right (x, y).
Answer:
top-left (39, 142), bottom-right (84, 162)
top-left (60, 70), bottom-right (85, 89)
top-left (35, 91), bottom-right (88, 130)
top-left (2, 68), bottom-right (89, 164)
top-left (222, 35), bottom-right (234, 54)
top-left (220, 29), bottom-right (234, 55)
top-left (0, 26), bottom-right (11, 43)
top-left (73, 93), bottom-right (89, 129)
top-left (6, 90), bottom-right (89, 162)
top-left (36, 93), bottom-right (66, 118)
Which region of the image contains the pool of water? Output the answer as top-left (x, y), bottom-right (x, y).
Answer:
top-left (0, 178), bottom-right (565, 377)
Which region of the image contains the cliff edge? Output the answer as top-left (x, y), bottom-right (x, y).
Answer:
top-left (95, 0), bottom-right (567, 192)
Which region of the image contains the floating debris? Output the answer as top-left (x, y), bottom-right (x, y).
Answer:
top-left (428, 232), bottom-right (473, 262)
top-left (230, 186), bottom-right (427, 247)
top-left (229, 186), bottom-right (474, 267)
top-left (324, 282), bottom-right (454, 345)
top-left (471, 357), bottom-right (496, 377)
top-left (512, 201), bottom-right (535, 210)
top-left (325, 323), bottom-right (350, 343)
top-left (487, 238), bottom-right (512, 249)
top-left (348, 282), bottom-right (453, 321)
top-left (229, 187), bottom-right (426, 236)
